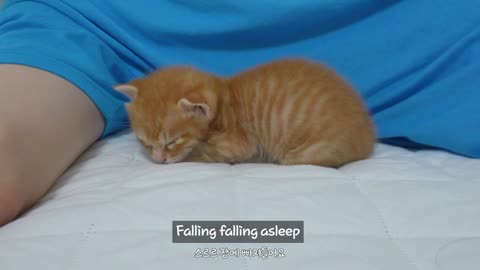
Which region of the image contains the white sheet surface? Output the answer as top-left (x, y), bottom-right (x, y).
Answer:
top-left (1, 131), bottom-right (479, 270)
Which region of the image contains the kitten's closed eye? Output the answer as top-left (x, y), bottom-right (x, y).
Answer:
top-left (166, 137), bottom-right (184, 150)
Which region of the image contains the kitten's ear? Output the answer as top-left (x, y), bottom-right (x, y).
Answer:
top-left (114, 84), bottom-right (138, 100)
top-left (177, 98), bottom-right (211, 119)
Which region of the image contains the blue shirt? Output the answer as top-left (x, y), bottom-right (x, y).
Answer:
top-left (1, 0), bottom-right (480, 157)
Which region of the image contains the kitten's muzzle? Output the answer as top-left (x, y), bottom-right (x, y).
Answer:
top-left (151, 148), bottom-right (167, 163)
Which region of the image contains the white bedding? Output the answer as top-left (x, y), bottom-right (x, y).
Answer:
top-left (1, 131), bottom-right (479, 270)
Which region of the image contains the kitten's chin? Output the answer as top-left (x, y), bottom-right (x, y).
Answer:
top-left (165, 149), bottom-right (193, 164)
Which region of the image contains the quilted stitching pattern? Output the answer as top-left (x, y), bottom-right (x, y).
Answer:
top-left (1, 131), bottom-right (479, 270)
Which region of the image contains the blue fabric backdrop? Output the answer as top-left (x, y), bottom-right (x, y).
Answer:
top-left (1, 0), bottom-right (479, 157)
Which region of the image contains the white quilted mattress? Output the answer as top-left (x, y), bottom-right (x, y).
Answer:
top-left (1, 131), bottom-right (479, 270)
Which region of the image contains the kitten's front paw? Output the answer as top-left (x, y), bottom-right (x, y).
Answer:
top-left (183, 150), bottom-right (208, 163)
top-left (183, 155), bottom-right (203, 162)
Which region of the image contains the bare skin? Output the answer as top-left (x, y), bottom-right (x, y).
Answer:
top-left (0, 64), bottom-right (104, 226)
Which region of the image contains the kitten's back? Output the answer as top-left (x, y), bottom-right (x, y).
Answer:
top-left (227, 58), bottom-right (375, 167)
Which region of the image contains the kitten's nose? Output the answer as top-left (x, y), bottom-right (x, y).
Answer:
top-left (151, 148), bottom-right (166, 163)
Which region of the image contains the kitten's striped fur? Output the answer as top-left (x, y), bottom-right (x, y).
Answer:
top-left (116, 58), bottom-right (375, 167)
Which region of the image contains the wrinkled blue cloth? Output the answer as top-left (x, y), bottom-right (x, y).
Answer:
top-left (0, 0), bottom-right (479, 157)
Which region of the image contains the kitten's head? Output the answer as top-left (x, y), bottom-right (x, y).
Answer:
top-left (114, 66), bottom-right (224, 163)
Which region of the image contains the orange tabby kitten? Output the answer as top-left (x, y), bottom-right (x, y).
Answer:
top-left (114, 58), bottom-right (375, 167)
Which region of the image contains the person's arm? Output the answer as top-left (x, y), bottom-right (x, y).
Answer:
top-left (0, 64), bottom-right (104, 226)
